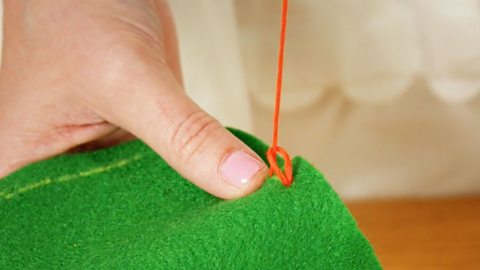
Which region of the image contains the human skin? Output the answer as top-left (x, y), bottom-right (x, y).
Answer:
top-left (0, 0), bottom-right (267, 199)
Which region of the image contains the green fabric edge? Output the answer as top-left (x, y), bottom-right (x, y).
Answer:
top-left (0, 127), bottom-right (382, 269)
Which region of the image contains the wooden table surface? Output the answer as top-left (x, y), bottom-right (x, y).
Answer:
top-left (347, 196), bottom-right (480, 270)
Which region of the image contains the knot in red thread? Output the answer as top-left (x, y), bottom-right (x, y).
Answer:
top-left (267, 146), bottom-right (293, 187)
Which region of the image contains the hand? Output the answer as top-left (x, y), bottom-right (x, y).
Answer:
top-left (0, 0), bottom-right (268, 199)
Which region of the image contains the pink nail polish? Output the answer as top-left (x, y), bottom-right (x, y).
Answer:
top-left (220, 151), bottom-right (263, 188)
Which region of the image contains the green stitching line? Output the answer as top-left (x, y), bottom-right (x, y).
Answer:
top-left (18, 178), bottom-right (52, 193)
top-left (0, 154), bottom-right (143, 200)
top-left (78, 158), bottom-right (133, 177)
top-left (57, 174), bottom-right (76, 183)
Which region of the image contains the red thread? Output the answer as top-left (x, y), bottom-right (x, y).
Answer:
top-left (267, 0), bottom-right (293, 187)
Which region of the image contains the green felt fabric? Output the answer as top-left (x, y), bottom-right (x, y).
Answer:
top-left (0, 128), bottom-right (381, 269)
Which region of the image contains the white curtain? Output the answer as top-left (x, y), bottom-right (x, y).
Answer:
top-left (233, 0), bottom-right (480, 105)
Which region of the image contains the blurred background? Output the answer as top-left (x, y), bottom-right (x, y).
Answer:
top-left (170, 0), bottom-right (480, 199)
top-left (1, 0), bottom-right (479, 268)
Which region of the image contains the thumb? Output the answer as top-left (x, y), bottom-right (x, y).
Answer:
top-left (101, 69), bottom-right (268, 199)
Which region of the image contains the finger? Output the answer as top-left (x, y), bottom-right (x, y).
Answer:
top-left (69, 128), bottom-right (136, 153)
top-left (0, 120), bottom-right (115, 179)
top-left (101, 68), bottom-right (268, 199)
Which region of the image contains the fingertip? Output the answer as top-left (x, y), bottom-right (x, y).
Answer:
top-left (218, 150), bottom-right (269, 200)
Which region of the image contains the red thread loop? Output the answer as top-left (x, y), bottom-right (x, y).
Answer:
top-left (267, 0), bottom-right (293, 187)
top-left (267, 146), bottom-right (293, 187)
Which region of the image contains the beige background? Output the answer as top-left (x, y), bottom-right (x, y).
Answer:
top-left (171, 0), bottom-right (480, 199)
